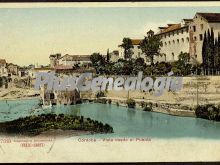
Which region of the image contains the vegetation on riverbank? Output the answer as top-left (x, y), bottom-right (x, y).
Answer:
top-left (195, 104), bottom-right (220, 121)
top-left (0, 114), bottom-right (114, 136)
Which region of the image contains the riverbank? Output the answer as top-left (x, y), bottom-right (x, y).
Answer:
top-left (91, 97), bottom-right (196, 117)
top-left (0, 87), bottom-right (40, 101)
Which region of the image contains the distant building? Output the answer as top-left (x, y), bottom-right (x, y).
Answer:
top-left (30, 67), bottom-right (54, 78)
top-left (58, 54), bottom-right (91, 67)
top-left (109, 50), bottom-right (120, 62)
top-left (7, 63), bottom-right (18, 76)
top-left (0, 59), bottom-right (7, 77)
top-left (40, 84), bottom-right (81, 106)
top-left (49, 53), bottom-right (62, 68)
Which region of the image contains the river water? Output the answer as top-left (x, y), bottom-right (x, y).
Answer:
top-left (0, 99), bottom-right (220, 139)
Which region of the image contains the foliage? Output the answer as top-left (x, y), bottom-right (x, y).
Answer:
top-left (140, 30), bottom-right (162, 65)
top-left (94, 98), bottom-right (107, 104)
top-left (141, 102), bottom-right (153, 111)
top-left (195, 104), bottom-right (220, 121)
top-left (120, 38), bottom-right (134, 60)
top-left (90, 53), bottom-right (106, 74)
top-left (0, 114), bottom-right (114, 136)
top-left (108, 99), bottom-right (112, 104)
top-left (96, 91), bottom-right (105, 98)
top-left (202, 29), bottom-right (220, 74)
top-left (126, 98), bottom-right (136, 108)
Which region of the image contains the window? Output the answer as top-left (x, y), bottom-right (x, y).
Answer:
top-left (194, 36), bottom-right (197, 41)
top-left (164, 34), bottom-right (166, 38)
top-left (172, 53), bottom-right (174, 61)
top-left (168, 41), bottom-right (171, 45)
top-left (137, 46), bottom-right (140, 49)
top-left (168, 33), bottom-right (170, 37)
top-left (172, 32), bottom-right (174, 36)
top-left (164, 54), bottom-right (166, 61)
top-left (177, 30), bottom-right (179, 35)
top-left (165, 42), bottom-right (167, 46)
top-left (186, 37), bottom-right (189, 42)
top-left (200, 24), bottom-right (203, 30)
top-left (182, 38), bottom-right (184, 43)
top-left (177, 39), bottom-right (179, 43)
top-left (173, 40), bottom-right (175, 44)
top-left (181, 30), bottom-right (184, 34)
top-left (193, 26), bottom-right (196, 32)
top-left (199, 34), bottom-right (203, 41)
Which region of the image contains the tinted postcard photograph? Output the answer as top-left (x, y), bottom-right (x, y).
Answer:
top-left (0, 2), bottom-right (220, 163)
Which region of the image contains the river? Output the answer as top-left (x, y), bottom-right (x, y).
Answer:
top-left (0, 99), bottom-right (220, 139)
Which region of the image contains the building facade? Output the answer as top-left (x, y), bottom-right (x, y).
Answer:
top-left (7, 63), bottom-right (18, 76)
top-left (0, 59), bottom-right (8, 77)
top-left (156, 20), bottom-right (191, 62)
top-left (189, 13), bottom-right (220, 63)
top-left (118, 12), bottom-right (220, 64)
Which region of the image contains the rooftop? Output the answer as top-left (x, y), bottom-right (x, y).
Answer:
top-left (197, 12), bottom-right (220, 22)
top-left (59, 54), bottom-right (91, 61)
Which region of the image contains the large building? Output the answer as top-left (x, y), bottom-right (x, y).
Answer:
top-left (189, 13), bottom-right (220, 63)
top-left (50, 54), bottom-right (92, 68)
top-left (118, 12), bottom-right (220, 64)
top-left (156, 19), bottom-right (191, 62)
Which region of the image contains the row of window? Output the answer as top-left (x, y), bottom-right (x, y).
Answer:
top-left (191, 24), bottom-right (203, 32)
top-left (161, 28), bottom-right (187, 38)
top-left (163, 37), bottom-right (189, 46)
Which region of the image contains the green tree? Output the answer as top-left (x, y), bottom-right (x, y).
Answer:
top-left (132, 57), bottom-right (146, 74)
top-left (120, 38), bottom-right (134, 60)
top-left (90, 53), bottom-right (106, 73)
top-left (140, 30), bottom-right (162, 65)
top-left (202, 31), bottom-right (207, 69)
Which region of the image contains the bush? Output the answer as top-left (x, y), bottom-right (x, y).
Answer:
top-left (195, 104), bottom-right (220, 121)
top-left (94, 98), bottom-right (107, 104)
top-left (96, 91), bottom-right (105, 98)
top-left (142, 102), bottom-right (153, 112)
top-left (126, 98), bottom-right (136, 108)
top-left (108, 99), bottom-right (112, 104)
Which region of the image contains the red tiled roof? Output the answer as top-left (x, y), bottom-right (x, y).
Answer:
top-left (34, 67), bottom-right (54, 71)
top-left (59, 54), bottom-right (91, 61)
top-left (131, 39), bottom-right (142, 45)
top-left (197, 13), bottom-right (220, 22)
top-left (55, 65), bottom-right (74, 70)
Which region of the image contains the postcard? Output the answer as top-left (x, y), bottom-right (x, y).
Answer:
top-left (0, 1), bottom-right (220, 163)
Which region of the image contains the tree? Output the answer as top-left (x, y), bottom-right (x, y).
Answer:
top-left (120, 38), bottom-right (134, 60)
top-left (106, 49), bottom-right (110, 63)
top-left (178, 52), bottom-right (190, 66)
top-left (90, 53), bottom-right (106, 73)
top-left (202, 31), bottom-right (207, 69)
top-left (132, 57), bottom-right (146, 74)
top-left (218, 33), bottom-right (220, 68)
top-left (140, 30), bottom-right (162, 65)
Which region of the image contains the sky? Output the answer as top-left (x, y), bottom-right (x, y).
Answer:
top-left (1, 6), bottom-right (220, 66)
